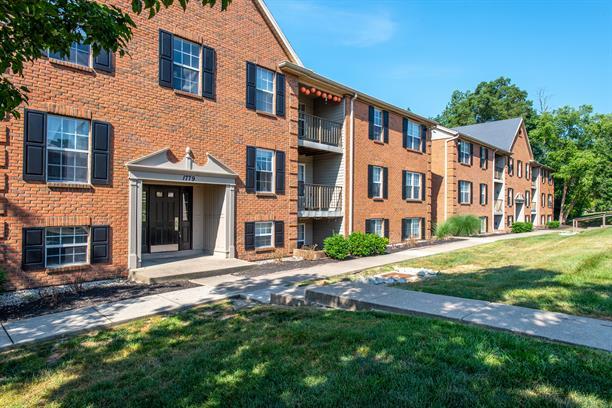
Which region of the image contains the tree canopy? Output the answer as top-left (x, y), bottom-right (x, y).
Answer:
top-left (0, 0), bottom-right (231, 119)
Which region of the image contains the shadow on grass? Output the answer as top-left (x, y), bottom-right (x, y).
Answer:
top-left (1, 304), bottom-right (611, 407)
top-left (398, 266), bottom-right (612, 319)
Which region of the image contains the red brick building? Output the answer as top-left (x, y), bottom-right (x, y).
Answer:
top-left (431, 118), bottom-right (554, 233)
top-left (1, 0), bottom-right (434, 290)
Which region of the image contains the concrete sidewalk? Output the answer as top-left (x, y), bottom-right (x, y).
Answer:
top-left (0, 229), bottom-right (561, 349)
top-left (306, 282), bottom-right (612, 352)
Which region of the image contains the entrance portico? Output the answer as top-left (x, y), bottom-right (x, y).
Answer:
top-left (126, 148), bottom-right (237, 270)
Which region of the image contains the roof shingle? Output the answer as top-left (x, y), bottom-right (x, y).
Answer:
top-left (452, 117), bottom-right (523, 151)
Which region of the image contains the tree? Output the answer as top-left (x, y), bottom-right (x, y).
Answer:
top-left (0, 0), bottom-right (231, 119)
top-left (530, 105), bottom-right (611, 222)
top-left (435, 77), bottom-right (537, 130)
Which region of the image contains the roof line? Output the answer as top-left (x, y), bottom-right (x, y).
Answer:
top-left (254, 0), bottom-right (303, 66)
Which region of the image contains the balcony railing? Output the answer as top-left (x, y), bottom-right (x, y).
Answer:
top-left (298, 183), bottom-right (342, 212)
top-left (298, 112), bottom-right (342, 148)
top-left (494, 167), bottom-right (504, 180)
top-left (494, 199), bottom-right (504, 214)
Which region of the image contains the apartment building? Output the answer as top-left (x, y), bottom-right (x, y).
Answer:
top-left (431, 118), bottom-right (554, 233)
top-left (1, 0), bottom-right (433, 290)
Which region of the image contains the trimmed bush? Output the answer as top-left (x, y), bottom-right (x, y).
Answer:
top-left (323, 234), bottom-right (350, 260)
top-left (347, 232), bottom-right (389, 257)
top-left (547, 220), bottom-right (560, 229)
top-left (511, 222), bottom-right (533, 233)
top-left (435, 215), bottom-right (481, 238)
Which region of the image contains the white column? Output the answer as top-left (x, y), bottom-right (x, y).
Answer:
top-left (225, 185), bottom-right (236, 258)
top-left (128, 178), bottom-right (143, 269)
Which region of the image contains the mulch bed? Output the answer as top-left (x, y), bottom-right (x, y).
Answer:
top-left (1, 280), bottom-right (199, 322)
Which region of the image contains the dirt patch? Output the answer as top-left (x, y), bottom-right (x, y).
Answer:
top-left (1, 280), bottom-right (199, 322)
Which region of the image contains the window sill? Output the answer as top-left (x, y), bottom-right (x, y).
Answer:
top-left (372, 198), bottom-right (385, 202)
top-left (49, 58), bottom-right (95, 74)
top-left (405, 148), bottom-right (424, 154)
top-left (459, 162), bottom-right (472, 167)
top-left (256, 192), bottom-right (277, 198)
top-left (459, 202), bottom-right (472, 206)
top-left (255, 247), bottom-right (275, 253)
top-left (372, 140), bottom-right (385, 145)
top-left (46, 264), bottom-right (91, 274)
top-left (174, 89), bottom-right (204, 100)
top-left (405, 199), bottom-right (424, 203)
top-left (47, 182), bottom-right (92, 189)
top-left (256, 110), bottom-right (277, 119)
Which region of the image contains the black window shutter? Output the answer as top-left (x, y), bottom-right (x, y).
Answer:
top-left (159, 30), bottom-right (173, 88)
top-left (382, 167), bottom-right (388, 199)
top-left (421, 218), bottom-right (426, 240)
top-left (246, 146), bottom-right (256, 192)
top-left (469, 143), bottom-right (474, 165)
top-left (245, 222), bottom-right (255, 250)
top-left (383, 110), bottom-right (389, 143)
top-left (93, 49), bottom-right (113, 73)
top-left (485, 184), bottom-right (488, 204)
top-left (421, 125), bottom-right (427, 153)
top-left (384, 219), bottom-right (389, 238)
top-left (275, 150), bottom-right (285, 194)
top-left (457, 140), bottom-right (461, 161)
top-left (367, 165), bottom-right (373, 198)
top-left (368, 106), bottom-right (374, 140)
top-left (246, 61), bottom-right (256, 109)
top-left (91, 225), bottom-right (110, 263)
top-left (458, 181), bottom-right (461, 203)
top-left (91, 121), bottom-right (112, 185)
top-left (365, 219), bottom-right (372, 234)
top-left (402, 118), bottom-right (408, 148)
top-left (23, 110), bottom-right (47, 181)
top-left (469, 182), bottom-right (473, 204)
top-left (402, 170), bottom-right (407, 199)
top-left (401, 218), bottom-right (407, 240)
top-left (421, 173), bottom-right (426, 201)
top-left (276, 73), bottom-right (285, 117)
top-left (202, 45), bottom-right (216, 99)
top-left (485, 148), bottom-right (489, 168)
top-left (274, 221), bottom-right (284, 247)
top-left (22, 228), bottom-right (45, 270)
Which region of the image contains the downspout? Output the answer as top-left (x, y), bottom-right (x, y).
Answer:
top-left (444, 135), bottom-right (459, 221)
top-left (348, 92), bottom-right (357, 234)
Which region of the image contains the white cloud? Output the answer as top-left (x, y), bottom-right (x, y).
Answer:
top-left (278, 1), bottom-right (397, 47)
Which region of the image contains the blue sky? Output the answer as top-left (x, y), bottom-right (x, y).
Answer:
top-left (265, 0), bottom-right (612, 118)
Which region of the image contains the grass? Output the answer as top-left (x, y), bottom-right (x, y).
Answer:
top-left (357, 228), bottom-right (612, 319)
top-left (1, 302), bottom-right (611, 407)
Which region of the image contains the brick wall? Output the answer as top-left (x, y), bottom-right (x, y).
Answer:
top-left (505, 125), bottom-right (534, 225)
top-left (1, 0), bottom-right (298, 290)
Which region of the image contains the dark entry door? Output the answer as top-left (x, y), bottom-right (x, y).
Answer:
top-left (149, 186), bottom-right (181, 252)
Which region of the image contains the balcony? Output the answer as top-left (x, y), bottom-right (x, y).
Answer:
top-left (298, 183), bottom-right (343, 217)
top-left (298, 112), bottom-right (343, 153)
top-left (494, 167), bottom-right (504, 181)
top-left (494, 199), bottom-right (504, 214)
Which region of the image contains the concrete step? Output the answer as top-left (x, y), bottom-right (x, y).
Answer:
top-left (131, 256), bottom-right (253, 284)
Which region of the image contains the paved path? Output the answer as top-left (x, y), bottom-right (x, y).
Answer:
top-left (0, 229), bottom-right (563, 349)
top-left (305, 282), bottom-right (612, 352)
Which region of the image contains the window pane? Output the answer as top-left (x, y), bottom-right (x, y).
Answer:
top-left (47, 115), bottom-right (90, 183)
top-left (172, 37), bottom-right (200, 94)
top-left (45, 227), bottom-right (89, 267)
top-left (254, 222), bottom-right (273, 248)
top-left (255, 66), bottom-right (275, 113)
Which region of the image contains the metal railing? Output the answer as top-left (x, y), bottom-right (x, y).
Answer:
top-left (298, 183), bottom-right (342, 212)
top-left (494, 167), bottom-right (504, 180)
top-left (494, 199), bottom-right (504, 213)
top-left (298, 112), bottom-right (342, 148)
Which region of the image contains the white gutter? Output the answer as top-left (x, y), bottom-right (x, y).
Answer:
top-left (444, 135), bottom-right (459, 221)
top-left (348, 92), bottom-right (357, 234)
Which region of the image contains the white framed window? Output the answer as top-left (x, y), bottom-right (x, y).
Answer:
top-left (254, 221), bottom-right (273, 248)
top-left (459, 180), bottom-right (471, 204)
top-left (508, 188), bottom-right (514, 207)
top-left (297, 223), bottom-right (305, 248)
top-left (45, 226), bottom-right (89, 268)
top-left (517, 160), bottom-right (523, 178)
top-left (526, 164), bottom-right (530, 179)
top-left (547, 215), bottom-right (552, 223)
top-left (548, 194), bottom-right (553, 208)
top-left (173, 37), bottom-right (200, 94)
top-left (47, 115), bottom-right (90, 183)
top-left (405, 119), bottom-right (421, 150)
top-left (256, 66), bottom-right (275, 113)
top-left (480, 184), bottom-right (487, 205)
top-left (372, 166), bottom-right (383, 198)
top-left (372, 219), bottom-right (384, 237)
top-left (373, 108), bottom-right (383, 141)
top-left (48, 29), bottom-right (91, 67)
top-left (459, 141), bottom-right (471, 164)
top-left (255, 148), bottom-right (274, 192)
top-left (403, 218), bottom-right (421, 240)
top-left (404, 171), bottom-right (421, 200)
top-left (479, 217), bottom-right (488, 233)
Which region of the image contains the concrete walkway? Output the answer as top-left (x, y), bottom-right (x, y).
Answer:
top-left (305, 282), bottom-right (612, 352)
top-left (0, 229), bottom-right (567, 349)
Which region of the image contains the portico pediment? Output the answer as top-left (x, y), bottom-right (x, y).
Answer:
top-left (126, 148), bottom-right (237, 185)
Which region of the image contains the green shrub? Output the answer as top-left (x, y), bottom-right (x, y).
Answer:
top-left (434, 221), bottom-right (453, 239)
top-left (511, 222), bottom-right (533, 233)
top-left (547, 220), bottom-right (560, 229)
top-left (435, 215), bottom-right (481, 238)
top-left (323, 234), bottom-right (350, 260)
top-left (347, 232), bottom-right (388, 257)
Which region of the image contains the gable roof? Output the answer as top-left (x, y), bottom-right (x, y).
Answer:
top-left (452, 118), bottom-right (523, 152)
top-left (254, 0), bottom-right (303, 66)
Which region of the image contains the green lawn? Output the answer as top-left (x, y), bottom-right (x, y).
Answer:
top-left (1, 303), bottom-right (610, 407)
top-left (357, 228), bottom-right (612, 319)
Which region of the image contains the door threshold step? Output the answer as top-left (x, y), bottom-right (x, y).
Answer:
top-left (131, 256), bottom-right (253, 284)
